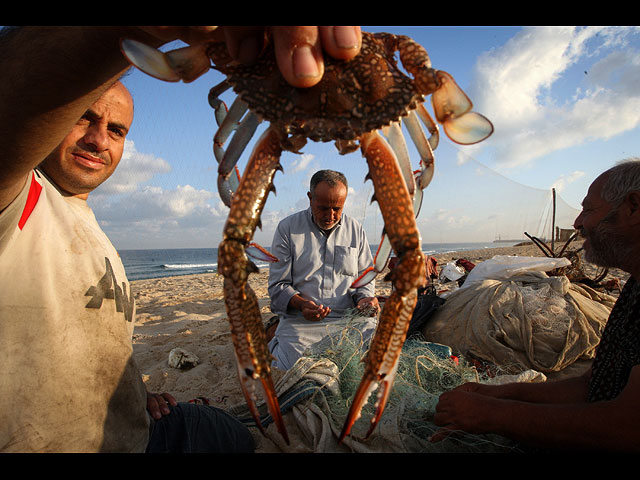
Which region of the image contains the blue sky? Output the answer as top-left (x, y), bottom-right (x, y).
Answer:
top-left (89, 26), bottom-right (640, 250)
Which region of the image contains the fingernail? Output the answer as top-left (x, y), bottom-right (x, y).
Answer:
top-left (292, 44), bottom-right (320, 79)
top-left (333, 26), bottom-right (359, 50)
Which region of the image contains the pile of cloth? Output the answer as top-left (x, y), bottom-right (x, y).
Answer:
top-left (421, 256), bottom-right (617, 379)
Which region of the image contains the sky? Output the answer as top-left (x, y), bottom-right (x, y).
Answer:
top-left (89, 26), bottom-right (640, 250)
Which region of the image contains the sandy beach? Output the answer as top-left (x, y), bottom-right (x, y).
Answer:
top-left (130, 240), bottom-right (625, 452)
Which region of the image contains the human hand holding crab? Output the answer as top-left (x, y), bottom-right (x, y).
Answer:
top-left (135, 26), bottom-right (362, 88)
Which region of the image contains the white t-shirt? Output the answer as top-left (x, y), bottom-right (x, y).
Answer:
top-left (0, 169), bottom-right (149, 452)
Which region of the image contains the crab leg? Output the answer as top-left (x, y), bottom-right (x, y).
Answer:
top-left (209, 87), bottom-right (243, 206)
top-left (120, 39), bottom-right (211, 83)
top-left (414, 104), bottom-right (439, 150)
top-left (340, 130), bottom-right (427, 442)
top-left (352, 111), bottom-right (436, 289)
top-left (403, 108), bottom-right (436, 217)
top-left (210, 91), bottom-right (275, 264)
top-left (218, 125), bottom-right (288, 444)
top-left (382, 122), bottom-right (415, 195)
top-left (218, 108), bottom-right (261, 178)
top-left (208, 80), bottom-right (233, 127)
top-left (381, 33), bottom-right (492, 146)
top-left (431, 71), bottom-right (494, 145)
top-left (353, 121), bottom-right (413, 288)
top-left (352, 125), bottom-right (409, 289)
top-left (216, 107), bottom-right (262, 207)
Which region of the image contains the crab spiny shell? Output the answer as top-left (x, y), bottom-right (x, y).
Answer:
top-left (207, 32), bottom-right (432, 150)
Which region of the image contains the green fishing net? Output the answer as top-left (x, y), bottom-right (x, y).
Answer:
top-left (304, 310), bottom-right (522, 452)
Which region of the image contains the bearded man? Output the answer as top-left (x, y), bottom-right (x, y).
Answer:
top-left (431, 158), bottom-right (640, 452)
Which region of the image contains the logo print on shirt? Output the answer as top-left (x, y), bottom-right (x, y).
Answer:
top-left (85, 257), bottom-right (134, 323)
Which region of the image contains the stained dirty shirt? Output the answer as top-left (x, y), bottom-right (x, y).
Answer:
top-left (0, 169), bottom-right (149, 452)
top-left (267, 208), bottom-right (376, 370)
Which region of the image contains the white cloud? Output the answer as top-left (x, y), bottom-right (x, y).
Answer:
top-left (289, 153), bottom-right (314, 173)
top-left (551, 170), bottom-right (585, 193)
top-left (95, 139), bottom-right (171, 195)
top-left (92, 183), bottom-right (228, 249)
top-left (88, 139), bottom-right (229, 247)
top-left (469, 26), bottom-right (640, 170)
top-left (95, 184), bottom-right (224, 222)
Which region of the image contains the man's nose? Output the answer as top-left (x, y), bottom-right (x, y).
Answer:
top-left (573, 211), bottom-right (583, 230)
top-left (83, 124), bottom-right (109, 152)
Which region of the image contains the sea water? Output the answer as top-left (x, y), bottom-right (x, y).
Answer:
top-left (120, 241), bottom-right (518, 282)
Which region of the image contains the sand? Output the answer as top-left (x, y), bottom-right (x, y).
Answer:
top-left (130, 240), bottom-right (626, 451)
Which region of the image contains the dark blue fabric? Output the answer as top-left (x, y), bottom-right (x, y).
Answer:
top-left (146, 402), bottom-right (255, 453)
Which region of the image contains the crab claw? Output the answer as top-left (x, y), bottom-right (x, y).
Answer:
top-left (431, 71), bottom-right (494, 145)
top-left (351, 266), bottom-right (377, 289)
top-left (351, 235), bottom-right (392, 289)
top-left (339, 359), bottom-right (400, 442)
top-left (233, 337), bottom-right (289, 444)
top-left (120, 39), bottom-right (211, 83)
top-left (338, 288), bottom-right (417, 443)
top-left (246, 242), bottom-right (279, 263)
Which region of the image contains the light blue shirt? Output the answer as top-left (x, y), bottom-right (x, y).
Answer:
top-left (267, 208), bottom-right (377, 369)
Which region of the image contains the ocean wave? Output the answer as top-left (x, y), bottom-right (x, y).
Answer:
top-left (162, 263), bottom-right (218, 269)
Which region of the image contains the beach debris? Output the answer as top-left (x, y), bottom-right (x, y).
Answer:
top-left (167, 347), bottom-right (199, 369)
top-left (121, 28), bottom-right (493, 445)
top-left (439, 261), bottom-right (466, 283)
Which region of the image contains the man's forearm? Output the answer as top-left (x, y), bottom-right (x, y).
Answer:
top-left (288, 294), bottom-right (306, 312)
top-left (478, 370), bottom-right (591, 405)
top-left (484, 396), bottom-right (639, 451)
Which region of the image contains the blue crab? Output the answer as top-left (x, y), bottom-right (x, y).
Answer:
top-left (121, 29), bottom-right (493, 444)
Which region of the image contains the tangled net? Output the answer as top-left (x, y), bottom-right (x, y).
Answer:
top-left (522, 282), bottom-right (575, 335)
top-left (304, 308), bottom-right (523, 452)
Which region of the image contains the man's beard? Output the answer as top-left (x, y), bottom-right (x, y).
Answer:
top-left (583, 208), bottom-right (633, 269)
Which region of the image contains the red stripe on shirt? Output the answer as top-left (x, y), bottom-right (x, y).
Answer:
top-left (18, 172), bottom-right (42, 230)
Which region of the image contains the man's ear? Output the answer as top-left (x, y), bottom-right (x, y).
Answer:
top-left (307, 191), bottom-right (312, 202)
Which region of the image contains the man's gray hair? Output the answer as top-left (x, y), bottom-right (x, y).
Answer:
top-left (602, 157), bottom-right (640, 207)
top-left (309, 170), bottom-right (348, 196)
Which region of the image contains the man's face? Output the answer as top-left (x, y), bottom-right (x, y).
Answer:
top-left (39, 82), bottom-right (133, 199)
top-left (574, 174), bottom-right (632, 268)
top-left (308, 180), bottom-right (347, 231)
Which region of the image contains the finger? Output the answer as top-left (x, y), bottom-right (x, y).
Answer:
top-left (318, 26), bottom-right (362, 60)
top-left (161, 392), bottom-right (178, 407)
top-left (179, 26), bottom-right (221, 44)
top-left (150, 393), bottom-right (171, 416)
top-left (271, 26), bottom-right (324, 88)
top-left (147, 395), bottom-right (164, 419)
top-left (220, 26), bottom-right (268, 64)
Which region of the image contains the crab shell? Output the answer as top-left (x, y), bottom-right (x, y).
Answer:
top-left (206, 32), bottom-right (438, 154)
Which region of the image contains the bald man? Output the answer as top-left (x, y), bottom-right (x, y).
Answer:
top-left (0, 27), bottom-right (256, 453)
